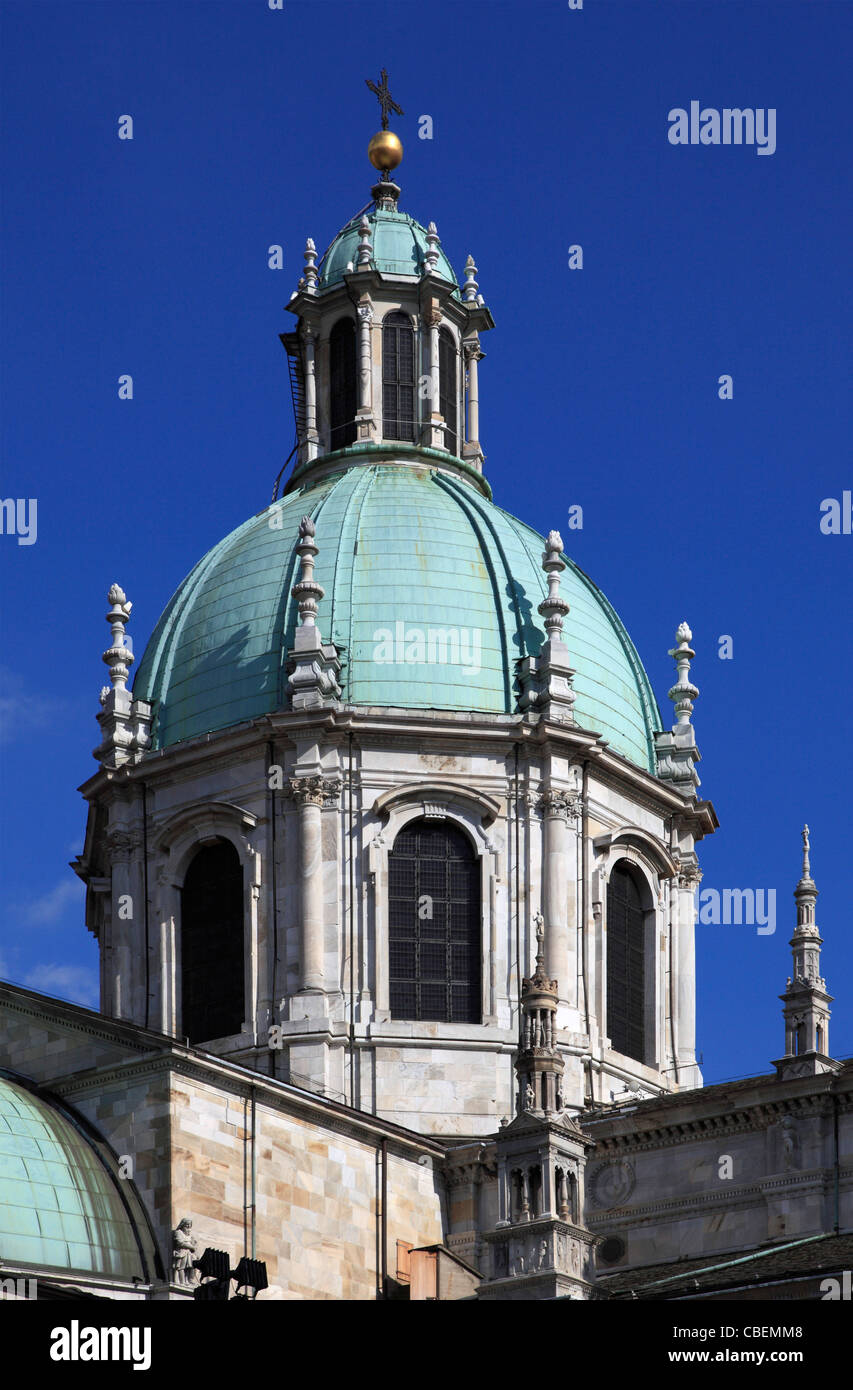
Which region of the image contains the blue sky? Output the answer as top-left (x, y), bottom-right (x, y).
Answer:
top-left (1, 0), bottom-right (850, 1084)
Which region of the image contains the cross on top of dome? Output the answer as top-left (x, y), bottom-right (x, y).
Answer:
top-left (365, 68), bottom-right (403, 130)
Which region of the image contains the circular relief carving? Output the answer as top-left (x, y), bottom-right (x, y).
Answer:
top-left (589, 1160), bottom-right (636, 1210)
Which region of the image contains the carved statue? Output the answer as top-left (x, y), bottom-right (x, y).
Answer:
top-left (781, 1115), bottom-right (798, 1171)
top-left (171, 1218), bottom-right (198, 1285)
top-left (524, 1082), bottom-right (536, 1111)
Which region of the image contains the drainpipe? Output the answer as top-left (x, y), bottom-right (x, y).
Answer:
top-left (141, 781), bottom-right (150, 1030)
top-left (380, 1137), bottom-right (388, 1298)
top-left (243, 1088), bottom-right (258, 1265)
top-left (251, 1088), bottom-right (257, 1262)
top-left (581, 760), bottom-right (593, 1104)
top-left (348, 732), bottom-right (356, 1106)
top-left (833, 1090), bottom-right (840, 1235)
top-left (667, 818), bottom-right (680, 1086)
top-left (514, 744), bottom-right (521, 1044)
top-left (267, 740), bottom-right (278, 1077)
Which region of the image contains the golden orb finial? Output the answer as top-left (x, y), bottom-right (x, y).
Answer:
top-left (365, 69), bottom-right (404, 175)
top-left (368, 129), bottom-right (403, 173)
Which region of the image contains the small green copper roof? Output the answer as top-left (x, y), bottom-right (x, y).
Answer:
top-left (321, 207), bottom-right (458, 291)
top-left (134, 463), bottom-right (661, 769)
top-left (0, 1075), bottom-right (146, 1280)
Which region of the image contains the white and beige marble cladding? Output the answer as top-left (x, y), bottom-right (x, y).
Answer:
top-left (75, 706), bottom-right (712, 1136)
top-left (581, 1067), bottom-right (853, 1274)
top-left (0, 988), bottom-right (445, 1301)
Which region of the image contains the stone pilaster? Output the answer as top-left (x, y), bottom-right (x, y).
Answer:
top-left (539, 787), bottom-right (581, 1011)
top-left (356, 298), bottom-right (376, 441)
top-left (674, 855), bottom-right (702, 1087)
top-left (462, 336), bottom-right (484, 467)
top-left (288, 774), bottom-right (342, 996)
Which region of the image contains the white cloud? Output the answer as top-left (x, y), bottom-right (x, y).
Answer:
top-left (18, 879), bottom-right (83, 928)
top-left (22, 964), bottom-right (99, 1009)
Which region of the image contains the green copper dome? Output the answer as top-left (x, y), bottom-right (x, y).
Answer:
top-left (134, 455), bottom-right (661, 769)
top-left (0, 1075), bottom-right (147, 1280)
top-left (320, 207), bottom-right (458, 290)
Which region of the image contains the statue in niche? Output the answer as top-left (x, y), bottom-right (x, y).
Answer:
top-left (781, 1115), bottom-right (799, 1171)
top-left (171, 1217), bottom-right (199, 1285)
top-left (524, 1082), bottom-right (536, 1111)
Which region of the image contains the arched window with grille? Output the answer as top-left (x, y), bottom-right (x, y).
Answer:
top-left (438, 327), bottom-right (457, 455)
top-left (606, 861), bottom-right (648, 1063)
top-left (181, 840), bottom-right (245, 1043)
top-left (329, 317), bottom-right (357, 450)
top-left (388, 819), bottom-right (481, 1022)
top-left (382, 311), bottom-right (416, 442)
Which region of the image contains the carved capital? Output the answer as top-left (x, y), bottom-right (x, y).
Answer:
top-left (678, 869), bottom-right (702, 892)
top-left (105, 828), bottom-right (142, 861)
top-left (288, 775), bottom-right (342, 808)
top-left (539, 789), bottom-right (582, 822)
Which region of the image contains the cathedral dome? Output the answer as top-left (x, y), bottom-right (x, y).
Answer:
top-left (320, 206), bottom-right (459, 290)
top-left (0, 1074), bottom-right (150, 1281)
top-left (133, 454), bottom-right (661, 768)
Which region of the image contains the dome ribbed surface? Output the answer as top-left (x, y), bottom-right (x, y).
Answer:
top-left (0, 1075), bottom-right (146, 1279)
top-left (133, 463), bottom-right (661, 769)
top-left (320, 206), bottom-right (458, 290)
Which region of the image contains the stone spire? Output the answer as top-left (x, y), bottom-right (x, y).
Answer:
top-left (655, 622), bottom-right (701, 795)
top-left (357, 216), bottom-right (373, 267)
top-left (285, 518), bottom-right (342, 709)
top-left (94, 584), bottom-right (151, 768)
top-left (292, 517), bottom-right (322, 627)
top-left (517, 531), bottom-right (576, 721)
top-left (775, 826), bottom-right (839, 1079)
top-left (516, 913), bottom-right (564, 1117)
top-left (303, 239), bottom-right (319, 294)
top-left (668, 622), bottom-right (699, 727)
top-left (538, 532), bottom-right (571, 641)
top-left (424, 222), bottom-right (440, 275)
top-left (462, 255), bottom-right (479, 303)
top-left (102, 584), bottom-right (134, 693)
top-left (479, 908), bottom-right (597, 1300)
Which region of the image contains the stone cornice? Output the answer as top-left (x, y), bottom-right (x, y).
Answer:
top-left (78, 706), bottom-right (716, 827)
top-left (46, 1044), bottom-right (446, 1161)
top-left (588, 1168), bottom-right (852, 1229)
top-left (583, 1079), bottom-right (853, 1154)
top-left (0, 984), bottom-right (448, 1159)
top-left (0, 985), bottom-right (164, 1056)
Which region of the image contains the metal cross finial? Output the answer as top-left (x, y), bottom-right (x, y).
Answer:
top-left (365, 68), bottom-right (403, 130)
